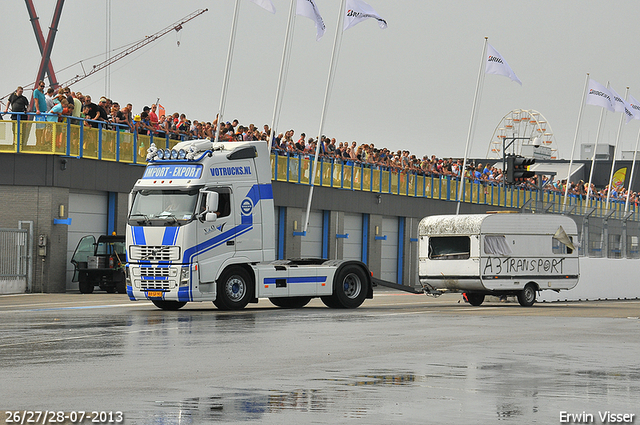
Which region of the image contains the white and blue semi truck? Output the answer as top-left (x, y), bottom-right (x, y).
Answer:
top-left (125, 140), bottom-right (373, 310)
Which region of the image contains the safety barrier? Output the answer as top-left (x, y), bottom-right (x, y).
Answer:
top-left (0, 113), bottom-right (185, 163)
top-left (270, 153), bottom-right (640, 222)
top-left (1, 114), bottom-right (638, 222)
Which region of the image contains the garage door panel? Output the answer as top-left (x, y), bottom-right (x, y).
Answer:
top-left (301, 210), bottom-right (323, 258)
top-left (343, 213), bottom-right (362, 261)
top-left (380, 216), bottom-right (398, 283)
top-left (66, 192), bottom-right (108, 291)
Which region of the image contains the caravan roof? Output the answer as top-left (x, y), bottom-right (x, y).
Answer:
top-left (419, 214), bottom-right (578, 237)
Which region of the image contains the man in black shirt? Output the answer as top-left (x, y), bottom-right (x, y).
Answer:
top-left (4, 86), bottom-right (30, 143)
top-left (83, 103), bottom-right (100, 128)
top-left (5, 86), bottom-right (29, 121)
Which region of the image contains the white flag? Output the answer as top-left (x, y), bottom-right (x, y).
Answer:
top-left (610, 86), bottom-right (635, 123)
top-left (609, 86), bottom-right (626, 113)
top-left (344, 0), bottom-right (387, 31)
top-left (297, 0), bottom-right (325, 41)
top-left (628, 94), bottom-right (640, 120)
top-left (250, 0), bottom-right (276, 14)
top-left (485, 43), bottom-right (521, 85)
top-left (585, 79), bottom-right (614, 112)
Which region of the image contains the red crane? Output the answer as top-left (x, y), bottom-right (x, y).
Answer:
top-left (25, 0), bottom-right (64, 89)
top-left (2, 8), bottom-right (207, 106)
top-left (57, 8), bottom-right (208, 89)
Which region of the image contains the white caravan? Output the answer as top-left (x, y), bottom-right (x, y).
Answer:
top-left (418, 213), bottom-right (579, 306)
top-left (126, 140), bottom-right (372, 310)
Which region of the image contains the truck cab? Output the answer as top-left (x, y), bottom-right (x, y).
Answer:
top-left (126, 140), bottom-right (372, 310)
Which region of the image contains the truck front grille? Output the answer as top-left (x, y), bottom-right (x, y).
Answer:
top-left (130, 245), bottom-right (180, 261)
top-left (140, 267), bottom-right (171, 278)
top-left (140, 281), bottom-right (172, 290)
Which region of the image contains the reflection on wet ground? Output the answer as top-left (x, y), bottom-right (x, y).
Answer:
top-left (122, 361), bottom-right (640, 424)
top-left (1, 299), bottom-right (639, 424)
top-left (128, 373), bottom-right (419, 424)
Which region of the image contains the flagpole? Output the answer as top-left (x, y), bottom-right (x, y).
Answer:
top-left (214, 0), bottom-right (242, 144)
top-left (303, 0), bottom-right (346, 234)
top-left (456, 37), bottom-right (488, 215)
top-left (563, 73), bottom-right (590, 211)
top-left (625, 127), bottom-right (640, 212)
top-left (605, 86), bottom-right (629, 210)
top-left (585, 81), bottom-right (609, 214)
top-left (269, 0), bottom-right (297, 146)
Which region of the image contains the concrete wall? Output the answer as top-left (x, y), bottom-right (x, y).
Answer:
top-left (539, 258), bottom-right (640, 302)
top-left (0, 154), bottom-right (143, 293)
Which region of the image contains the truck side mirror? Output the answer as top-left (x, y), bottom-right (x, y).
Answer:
top-left (206, 191), bottom-right (219, 213)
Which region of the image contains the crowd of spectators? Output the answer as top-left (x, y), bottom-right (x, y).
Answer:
top-left (3, 82), bottom-right (639, 206)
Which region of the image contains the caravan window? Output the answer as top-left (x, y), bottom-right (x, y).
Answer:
top-left (552, 237), bottom-right (573, 255)
top-left (484, 235), bottom-right (512, 256)
top-left (428, 236), bottom-right (470, 260)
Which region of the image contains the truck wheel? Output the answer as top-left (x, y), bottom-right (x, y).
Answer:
top-left (79, 280), bottom-right (94, 294)
top-left (116, 280), bottom-right (127, 294)
top-left (320, 296), bottom-right (342, 309)
top-left (328, 265), bottom-right (368, 309)
top-left (269, 296), bottom-right (312, 308)
top-left (105, 286), bottom-right (116, 294)
top-left (517, 283), bottom-right (537, 307)
top-left (151, 300), bottom-right (187, 311)
top-left (213, 267), bottom-right (253, 311)
top-left (115, 271), bottom-right (127, 294)
top-left (465, 293), bottom-right (485, 306)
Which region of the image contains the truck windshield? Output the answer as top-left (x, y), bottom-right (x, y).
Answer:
top-left (128, 189), bottom-right (199, 226)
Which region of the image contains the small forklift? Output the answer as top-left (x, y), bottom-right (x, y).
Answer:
top-left (71, 234), bottom-right (127, 294)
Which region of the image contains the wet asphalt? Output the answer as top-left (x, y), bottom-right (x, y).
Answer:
top-left (1, 292), bottom-right (639, 424)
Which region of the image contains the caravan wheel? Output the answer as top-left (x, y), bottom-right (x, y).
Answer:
top-left (517, 283), bottom-right (537, 307)
top-left (465, 293), bottom-right (485, 306)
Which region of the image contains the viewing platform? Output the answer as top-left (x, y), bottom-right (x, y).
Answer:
top-left (1, 113), bottom-right (638, 222)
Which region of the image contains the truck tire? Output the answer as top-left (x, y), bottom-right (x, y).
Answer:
top-left (320, 296), bottom-right (342, 309)
top-left (269, 296), bottom-right (312, 309)
top-left (465, 293), bottom-right (485, 306)
top-left (151, 300), bottom-right (187, 310)
top-left (79, 274), bottom-right (94, 294)
top-left (213, 267), bottom-right (254, 311)
top-left (326, 265), bottom-right (368, 309)
top-left (115, 271), bottom-right (127, 294)
top-left (116, 280), bottom-right (127, 294)
top-left (517, 283), bottom-right (537, 307)
top-left (105, 286), bottom-right (116, 294)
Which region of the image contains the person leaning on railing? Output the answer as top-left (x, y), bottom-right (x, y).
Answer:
top-left (4, 86), bottom-right (30, 120)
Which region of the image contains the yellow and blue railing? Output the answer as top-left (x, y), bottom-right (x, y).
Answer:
top-left (1, 113), bottom-right (637, 221)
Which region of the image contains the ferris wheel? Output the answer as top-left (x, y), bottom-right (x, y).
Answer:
top-left (486, 109), bottom-right (557, 160)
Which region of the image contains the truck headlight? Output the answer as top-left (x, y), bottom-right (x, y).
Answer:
top-left (180, 267), bottom-right (190, 287)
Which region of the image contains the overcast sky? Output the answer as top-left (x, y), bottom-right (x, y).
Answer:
top-left (3, 0), bottom-right (640, 160)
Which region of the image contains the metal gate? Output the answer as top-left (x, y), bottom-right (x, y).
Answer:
top-left (0, 228), bottom-right (29, 294)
